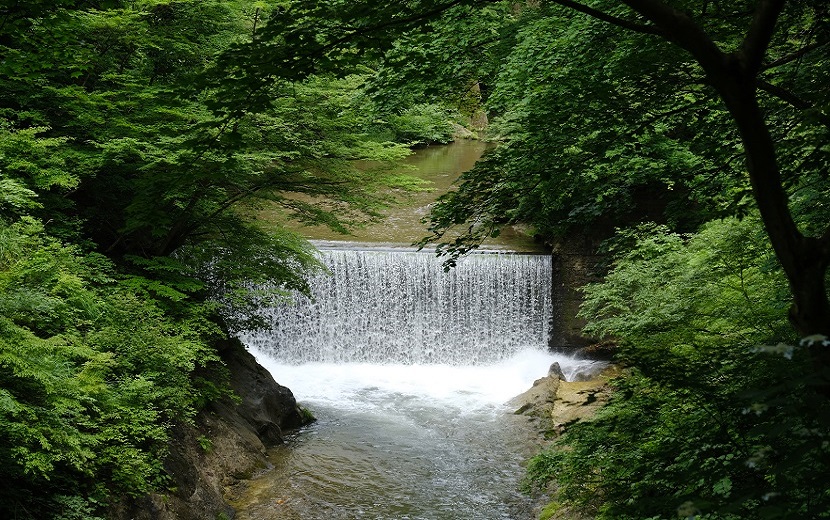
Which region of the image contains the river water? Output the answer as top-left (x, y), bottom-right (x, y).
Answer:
top-left (234, 349), bottom-right (596, 520)
top-left (272, 139), bottom-right (543, 252)
top-left (232, 141), bottom-right (599, 519)
top-left (235, 248), bottom-right (603, 519)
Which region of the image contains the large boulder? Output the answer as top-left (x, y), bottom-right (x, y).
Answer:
top-left (220, 338), bottom-right (306, 443)
top-left (510, 363), bottom-right (619, 436)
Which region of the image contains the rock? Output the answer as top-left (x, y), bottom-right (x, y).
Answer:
top-left (511, 364), bottom-right (620, 436)
top-left (548, 379), bottom-right (609, 434)
top-left (579, 340), bottom-right (617, 361)
top-left (509, 373), bottom-right (562, 428)
top-left (548, 362), bottom-right (565, 380)
top-left (451, 122), bottom-right (475, 140)
top-left (518, 365), bottom-right (622, 520)
top-left (110, 338), bottom-right (311, 520)
top-left (220, 337), bottom-right (306, 443)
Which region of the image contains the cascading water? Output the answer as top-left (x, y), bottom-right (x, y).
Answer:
top-left (240, 248), bottom-right (553, 366)
top-left (235, 246), bottom-right (603, 520)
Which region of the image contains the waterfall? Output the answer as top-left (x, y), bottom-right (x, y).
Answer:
top-left (239, 248), bottom-right (551, 365)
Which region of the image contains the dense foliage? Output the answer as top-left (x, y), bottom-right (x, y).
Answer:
top-left (0, 216), bottom-right (228, 519)
top-left (527, 217), bottom-right (830, 519)
top-left (417, 2), bottom-right (830, 264)
top-left (0, 1), bottom-right (451, 518)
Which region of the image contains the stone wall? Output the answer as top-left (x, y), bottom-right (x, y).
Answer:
top-left (548, 231), bottom-right (611, 355)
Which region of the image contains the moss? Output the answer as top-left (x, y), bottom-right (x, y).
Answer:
top-left (514, 403), bottom-right (533, 415)
top-left (298, 405), bottom-right (316, 425)
top-left (539, 501), bottom-right (562, 520)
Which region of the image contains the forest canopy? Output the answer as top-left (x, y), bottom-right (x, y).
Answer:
top-left (0, 1), bottom-right (446, 518)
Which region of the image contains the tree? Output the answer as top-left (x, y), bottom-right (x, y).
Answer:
top-left (221, 1), bottom-right (829, 342)
top-left (558, 1), bottom-right (830, 380)
top-left (0, 0), bottom-right (434, 326)
top-left (0, 215), bottom-right (230, 519)
top-left (419, 1), bottom-right (830, 338)
top-left (592, 0), bottom-right (830, 360)
top-left (511, 0), bottom-right (830, 339)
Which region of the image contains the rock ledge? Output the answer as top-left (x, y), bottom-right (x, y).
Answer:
top-left (111, 339), bottom-right (308, 520)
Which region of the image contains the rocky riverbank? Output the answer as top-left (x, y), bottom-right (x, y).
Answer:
top-left (511, 362), bottom-right (618, 435)
top-left (510, 361), bottom-right (620, 519)
top-left (110, 339), bottom-right (311, 520)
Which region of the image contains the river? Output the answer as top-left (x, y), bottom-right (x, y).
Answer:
top-left (232, 349), bottom-right (596, 520)
top-left (270, 139), bottom-right (543, 251)
top-left (233, 141), bottom-right (596, 519)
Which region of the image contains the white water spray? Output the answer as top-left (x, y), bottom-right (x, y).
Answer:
top-left (240, 247), bottom-right (603, 415)
top-left (240, 248), bottom-right (554, 366)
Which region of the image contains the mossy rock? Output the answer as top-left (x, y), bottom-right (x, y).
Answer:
top-left (539, 501), bottom-right (563, 520)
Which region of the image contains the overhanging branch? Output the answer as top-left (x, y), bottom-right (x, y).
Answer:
top-left (757, 79), bottom-right (830, 128)
top-left (763, 39), bottom-right (830, 71)
top-left (620, 0), bottom-right (724, 70)
top-left (550, 0), bottom-right (662, 36)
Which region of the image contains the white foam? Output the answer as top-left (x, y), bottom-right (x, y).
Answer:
top-left (252, 347), bottom-right (599, 414)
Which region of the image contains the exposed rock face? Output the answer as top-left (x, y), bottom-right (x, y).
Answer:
top-left (511, 364), bottom-right (620, 520)
top-left (451, 123), bottom-right (476, 140)
top-left (549, 233), bottom-right (608, 353)
top-left (110, 338), bottom-right (308, 520)
top-left (548, 190), bottom-right (676, 355)
top-left (221, 338), bottom-right (305, 443)
top-left (510, 364), bottom-right (619, 436)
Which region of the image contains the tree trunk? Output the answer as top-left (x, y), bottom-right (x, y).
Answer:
top-left (712, 73), bottom-right (830, 339)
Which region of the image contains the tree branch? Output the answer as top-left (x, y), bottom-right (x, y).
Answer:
top-left (757, 79), bottom-right (810, 109)
top-left (197, 182), bottom-right (271, 229)
top-left (550, 0), bottom-right (662, 36)
top-left (757, 79), bottom-right (830, 128)
top-left (740, 0), bottom-right (787, 75)
top-left (762, 39), bottom-right (830, 71)
top-left (620, 0), bottom-right (725, 71)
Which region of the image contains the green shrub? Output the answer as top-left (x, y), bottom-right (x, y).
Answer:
top-left (530, 217), bottom-right (830, 519)
top-left (386, 103), bottom-right (456, 145)
top-left (0, 217), bottom-right (228, 519)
